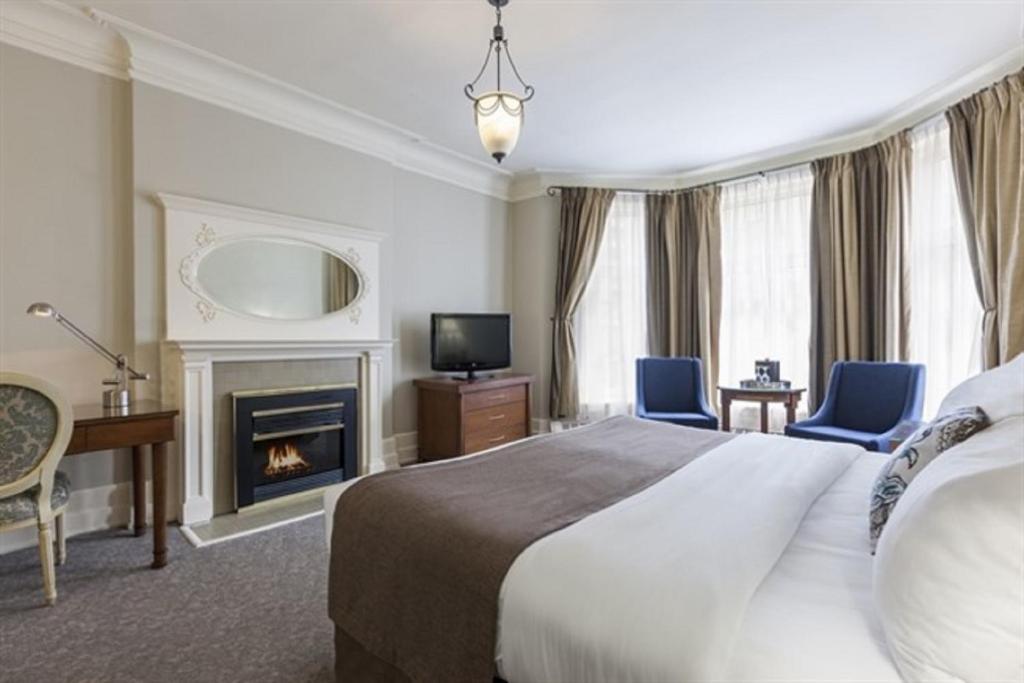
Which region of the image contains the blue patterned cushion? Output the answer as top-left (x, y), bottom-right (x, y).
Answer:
top-left (869, 406), bottom-right (989, 552)
top-left (0, 470), bottom-right (71, 525)
top-left (0, 385), bottom-right (58, 486)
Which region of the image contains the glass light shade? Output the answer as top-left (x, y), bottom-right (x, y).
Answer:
top-left (473, 91), bottom-right (523, 163)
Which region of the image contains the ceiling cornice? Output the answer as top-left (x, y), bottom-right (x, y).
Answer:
top-left (508, 44), bottom-right (1024, 202)
top-left (3, 1), bottom-right (1020, 205)
top-left (0, 1), bottom-right (513, 200)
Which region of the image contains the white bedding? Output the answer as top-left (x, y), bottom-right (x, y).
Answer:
top-left (323, 428), bottom-right (902, 682)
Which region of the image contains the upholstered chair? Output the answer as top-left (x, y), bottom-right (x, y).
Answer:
top-left (0, 372), bottom-right (74, 605)
top-left (635, 357), bottom-right (719, 430)
top-left (784, 361), bottom-right (926, 452)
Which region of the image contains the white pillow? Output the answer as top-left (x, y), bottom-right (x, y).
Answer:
top-left (873, 416), bottom-right (1024, 682)
top-left (938, 353), bottom-right (1024, 423)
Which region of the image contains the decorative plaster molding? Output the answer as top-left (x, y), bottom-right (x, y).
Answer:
top-left (0, 1), bottom-right (511, 200)
top-left (160, 193), bottom-right (383, 341)
top-left (0, 0), bottom-right (127, 80)
top-left (3, 2), bottom-right (1019, 204)
top-left (157, 193), bottom-right (388, 244)
top-left (507, 45), bottom-right (1024, 201)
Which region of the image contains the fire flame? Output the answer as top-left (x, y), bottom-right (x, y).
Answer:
top-left (264, 442), bottom-right (312, 478)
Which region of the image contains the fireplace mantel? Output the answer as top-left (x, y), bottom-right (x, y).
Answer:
top-left (162, 339), bottom-right (394, 526)
top-left (158, 194), bottom-right (393, 528)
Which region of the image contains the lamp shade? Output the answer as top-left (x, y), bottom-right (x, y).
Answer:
top-left (26, 302), bottom-right (57, 318)
top-left (473, 91), bottom-right (523, 163)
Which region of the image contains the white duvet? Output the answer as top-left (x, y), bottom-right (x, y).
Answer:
top-left (495, 432), bottom-right (859, 683)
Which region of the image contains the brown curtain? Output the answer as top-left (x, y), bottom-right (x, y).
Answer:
top-left (550, 187), bottom-right (617, 418)
top-left (644, 186), bottom-right (722, 403)
top-left (326, 254), bottom-right (359, 312)
top-left (808, 132), bottom-right (911, 409)
top-left (946, 69), bottom-right (1024, 368)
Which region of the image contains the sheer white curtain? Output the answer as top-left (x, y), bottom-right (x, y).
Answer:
top-left (577, 193), bottom-right (648, 419)
top-left (908, 119), bottom-right (982, 418)
top-left (719, 168), bottom-right (813, 431)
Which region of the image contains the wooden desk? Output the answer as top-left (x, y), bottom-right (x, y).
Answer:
top-left (719, 386), bottom-right (805, 434)
top-left (65, 400), bottom-right (178, 568)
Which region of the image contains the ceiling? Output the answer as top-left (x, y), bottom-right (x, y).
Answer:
top-left (79, 0), bottom-right (1022, 175)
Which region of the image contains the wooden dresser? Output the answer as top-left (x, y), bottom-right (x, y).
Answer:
top-left (414, 374), bottom-right (533, 461)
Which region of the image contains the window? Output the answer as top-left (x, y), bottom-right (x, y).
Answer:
top-left (577, 193), bottom-right (648, 418)
top-left (908, 119), bottom-right (982, 417)
top-left (719, 168), bottom-right (813, 431)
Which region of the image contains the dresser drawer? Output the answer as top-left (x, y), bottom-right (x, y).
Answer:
top-left (465, 424), bottom-right (527, 454)
top-left (463, 385), bottom-right (526, 412)
top-left (464, 401), bottom-right (526, 437)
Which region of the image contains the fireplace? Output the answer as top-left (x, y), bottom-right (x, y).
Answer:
top-left (233, 385), bottom-right (357, 508)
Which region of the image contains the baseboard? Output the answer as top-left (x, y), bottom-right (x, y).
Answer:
top-left (0, 479), bottom-right (148, 555)
top-left (392, 431), bottom-right (418, 466)
top-left (531, 417), bottom-right (550, 434)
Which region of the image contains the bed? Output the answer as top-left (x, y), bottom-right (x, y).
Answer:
top-left (324, 417), bottom-right (900, 682)
top-left (323, 360), bottom-right (1024, 683)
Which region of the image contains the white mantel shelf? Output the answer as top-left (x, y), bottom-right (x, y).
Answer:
top-left (159, 195), bottom-right (393, 528)
top-left (162, 339), bottom-right (395, 527)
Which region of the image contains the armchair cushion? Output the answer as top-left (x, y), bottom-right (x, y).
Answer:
top-left (784, 423), bottom-right (887, 450)
top-left (833, 363), bottom-right (919, 433)
top-left (0, 470), bottom-right (71, 525)
top-left (639, 358), bottom-right (702, 413)
top-left (0, 385), bottom-right (58, 485)
top-left (638, 411), bottom-right (718, 430)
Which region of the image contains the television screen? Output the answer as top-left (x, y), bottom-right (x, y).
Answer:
top-left (431, 313), bottom-right (511, 377)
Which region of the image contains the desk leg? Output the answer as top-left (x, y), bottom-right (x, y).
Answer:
top-left (721, 397), bottom-right (731, 432)
top-left (760, 402), bottom-right (769, 434)
top-left (151, 442), bottom-right (168, 569)
top-left (132, 445), bottom-right (146, 537)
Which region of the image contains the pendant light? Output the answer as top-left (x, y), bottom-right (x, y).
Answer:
top-left (464, 0), bottom-right (535, 164)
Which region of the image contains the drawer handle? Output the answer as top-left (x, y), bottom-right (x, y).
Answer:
top-left (488, 414), bottom-right (506, 421)
top-left (488, 435), bottom-right (506, 443)
top-left (490, 393), bottom-right (508, 401)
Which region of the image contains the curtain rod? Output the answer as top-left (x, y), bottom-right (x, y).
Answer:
top-left (544, 157), bottom-right (815, 197)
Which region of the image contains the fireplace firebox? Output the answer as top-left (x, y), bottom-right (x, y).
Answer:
top-left (233, 385), bottom-right (357, 508)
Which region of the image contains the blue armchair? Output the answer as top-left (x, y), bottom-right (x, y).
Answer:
top-left (784, 361), bottom-right (926, 452)
top-left (635, 357), bottom-right (718, 430)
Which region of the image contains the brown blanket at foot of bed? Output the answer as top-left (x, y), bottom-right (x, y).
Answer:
top-left (328, 415), bottom-right (733, 683)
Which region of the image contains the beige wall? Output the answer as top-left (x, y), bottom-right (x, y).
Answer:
top-left (0, 45), bottom-right (511, 545)
top-left (392, 169), bottom-right (508, 432)
top-left (129, 81), bottom-right (397, 429)
top-left (0, 45), bottom-right (134, 491)
top-left (507, 195), bottom-right (560, 421)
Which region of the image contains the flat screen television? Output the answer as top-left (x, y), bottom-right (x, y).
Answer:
top-left (431, 313), bottom-right (511, 379)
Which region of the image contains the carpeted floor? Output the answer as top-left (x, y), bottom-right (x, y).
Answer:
top-left (0, 516), bottom-right (333, 683)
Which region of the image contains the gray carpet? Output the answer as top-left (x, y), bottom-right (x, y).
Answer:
top-left (0, 517), bottom-right (334, 683)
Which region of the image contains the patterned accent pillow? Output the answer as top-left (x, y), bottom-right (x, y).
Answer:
top-left (869, 406), bottom-right (989, 552)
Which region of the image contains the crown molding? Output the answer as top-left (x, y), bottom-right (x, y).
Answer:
top-left (4, 1), bottom-right (1020, 205)
top-left (0, 0), bottom-right (127, 79)
top-left (0, 1), bottom-right (512, 200)
top-left (508, 45), bottom-right (1024, 202)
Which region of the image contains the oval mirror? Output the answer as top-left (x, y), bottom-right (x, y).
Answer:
top-left (195, 238), bottom-right (359, 320)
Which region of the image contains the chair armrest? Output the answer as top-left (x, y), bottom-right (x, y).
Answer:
top-left (871, 424), bottom-right (908, 453)
top-left (695, 383), bottom-right (717, 418)
top-left (634, 358), bottom-right (647, 415)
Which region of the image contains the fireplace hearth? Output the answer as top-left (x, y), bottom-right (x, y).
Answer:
top-left (233, 385), bottom-right (357, 508)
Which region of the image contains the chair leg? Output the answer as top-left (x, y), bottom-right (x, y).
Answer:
top-left (37, 521), bottom-right (57, 606)
top-left (55, 512), bottom-right (67, 566)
